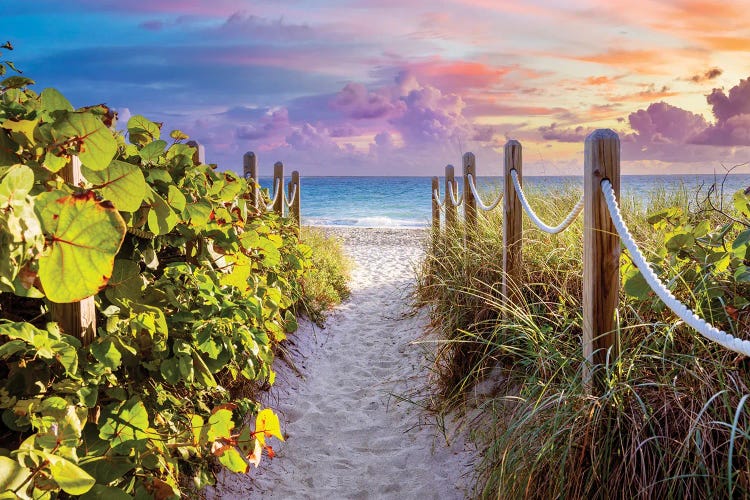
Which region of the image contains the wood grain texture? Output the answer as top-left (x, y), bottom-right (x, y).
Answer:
top-left (243, 152), bottom-right (258, 209)
top-left (463, 153), bottom-right (477, 248)
top-left (273, 161), bottom-right (284, 216)
top-left (290, 170), bottom-right (301, 229)
top-left (445, 165), bottom-right (457, 233)
top-left (583, 129), bottom-right (621, 388)
top-left (52, 157), bottom-right (96, 346)
top-left (502, 140), bottom-right (523, 303)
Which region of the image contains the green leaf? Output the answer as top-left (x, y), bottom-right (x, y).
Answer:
top-left (91, 338), bottom-right (122, 371)
top-left (734, 229), bottom-right (750, 250)
top-left (0, 164), bottom-right (34, 202)
top-left (83, 160), bottom-right (147, 212)
top-left (139, 140), bottom-right (167, 162)
top-left (40, 88), bottom-right (73, 113)
top-left (624, 267), bottom-right (650, 299)
top-left (105, 259), bottom-right (144, 303)
top-left (127, 115), bottom-right (160, 146)
top-left (146, 189), bottom-right (178, 236)
top-left (160, 357), bottom-right (180, 384)
top-left (217, 447), bottom-right (248, 473)
top-left (166, 185), bottom-right (186, 212)
top-left (36, 191), bottom-right (127, 302)
top-left (53, 112), bottom-right (117, 171)
top-left (0, 76), bottom-right (34, 89)
top-left (184, 201), bottom-right (212, 228)
top-left (99, 397), bottom-right (149, 450)
top-left (0, 456), bottom-right (32, 492)
top-left (45, 452), bottom-right (95, 495)
top-left (80, 456), bottom-right (134, 485)
top-left (206, 408), bottom-right (234, 441)
top-left (733, 190), bottom-right (750, 218)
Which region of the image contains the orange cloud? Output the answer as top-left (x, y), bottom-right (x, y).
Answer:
top-left (699, 36), bottom-right (750, 51)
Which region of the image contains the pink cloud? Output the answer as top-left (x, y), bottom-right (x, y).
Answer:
top-left (693, 77), bottom-right (750, 146)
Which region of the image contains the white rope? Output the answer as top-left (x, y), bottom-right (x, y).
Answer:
top-left (266, 178), bottom-right (282, 211)
top-left (601, 179), bottom-right (750, 357)
top-left (510, 169), bottom-right (584, 234)
top-left (447, 180), bottom-right (464, 207)
top-left (466, 173), bottom-right (503, 211)
top-left (284, 183), bottom-right (298, 207)
top-left (433, 189), bottom-right (445, 209)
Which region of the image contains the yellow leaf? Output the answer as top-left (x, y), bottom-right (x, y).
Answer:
top-left (254, 408), bottom-right (284, 446)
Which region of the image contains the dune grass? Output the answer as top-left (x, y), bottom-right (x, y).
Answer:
top-left (418, 182), bottom-right (750, 498)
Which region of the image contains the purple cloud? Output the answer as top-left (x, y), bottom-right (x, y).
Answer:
top-left (692, 77), bottom-right (750, 145)
top-left (627, 102), bottom-right (708, 144)
top-left (332, 83), bottom-right (404, 120)
top-left (539, 123), bottom-right (590, 143)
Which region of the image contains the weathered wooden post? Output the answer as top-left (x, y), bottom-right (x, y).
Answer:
top-left (502, 140), bottom-right (523, 303)
top-left (273, 161), bottom-right (284, 216)
top-left (50, 156), bottom-right (96, 346)
top-left (445, 165), bottom-right (457, 233)
top-left (463, 152), bottom-right (477, 247)
top-left (187, 140), bottom-right (205, 164)
top-left (431, 176), bottom-right (440, 247)
top-left (289, 170), bottom-right (301, 229)
top-left (583, 129), bottom-right (621, 390)
top-left (243, 151), bottom-right (258, 209)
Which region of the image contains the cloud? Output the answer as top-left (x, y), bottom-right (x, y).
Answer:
top-left (236, 108), bottom-right (290, 141)
top-left (627, 102), bottom-right (708, 145)
top-left (692, 77), bottom-right (750, 146)
top-left (539, 123), bottom-right (590, 143)
top-left (331, 83), bottom-right (404, 120)
top-left (689, 67), bottom-right (723, 83)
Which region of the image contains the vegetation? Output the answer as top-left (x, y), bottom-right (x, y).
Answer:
top-left (419, 180), bottom-right (750, 498)
top-left (0, 44), bottom-right (349, 499)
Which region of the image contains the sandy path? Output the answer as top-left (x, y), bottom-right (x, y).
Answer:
top-left (211, 228), bottom-right (473, 499)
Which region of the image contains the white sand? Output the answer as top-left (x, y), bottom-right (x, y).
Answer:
top-left (211, 228), bottom-right (474, 499)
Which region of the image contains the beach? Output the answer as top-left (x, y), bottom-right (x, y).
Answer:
top-left (210, 227), bottom-right (474, 499)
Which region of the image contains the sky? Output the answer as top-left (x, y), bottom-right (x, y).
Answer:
top-left (2, 0), bottom-right (750, 176)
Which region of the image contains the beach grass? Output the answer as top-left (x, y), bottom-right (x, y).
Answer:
top-left (417, 182), bottom-right (750, 498)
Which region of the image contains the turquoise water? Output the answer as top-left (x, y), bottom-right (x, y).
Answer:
top-left (259, 175), bottom-right (750, 228)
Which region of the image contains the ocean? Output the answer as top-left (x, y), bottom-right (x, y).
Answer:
top-left (259, 175), bottom-right (750, 228)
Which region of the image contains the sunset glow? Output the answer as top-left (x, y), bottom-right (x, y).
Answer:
top-left (4, 0), bottom-right (750, 175)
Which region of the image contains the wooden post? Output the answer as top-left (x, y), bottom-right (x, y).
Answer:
top-left (583, 129), bottom-right (621, 389)
top-left (502, 140), bottom-right (523, 303)
top-left (187, 140), bottom-right (205, 164)
top-left (445, 165), bottom-right (457, 233)
top-left (431, 176), bottom-right (440, 247)
top-left (243, 152), bottom-right (258, 209)
top-left (273, 161), bottom-right (284, 216)
top-left (289, 170), bottom-right (301, 229)
top-left (463, 153), bottom-right (477, 247)
top-left (51, 157), bottom-right (96, 346)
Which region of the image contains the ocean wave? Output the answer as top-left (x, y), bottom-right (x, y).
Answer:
top-left (306, 216), bottom-right (427, 229)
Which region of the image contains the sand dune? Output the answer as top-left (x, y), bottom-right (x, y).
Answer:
top-left (210, 228), bottom-right (474, 499)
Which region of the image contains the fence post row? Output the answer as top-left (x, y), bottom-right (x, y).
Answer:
top-left (463, 153), bottom-right (477, 248)
top-left (445, 165), bottom-right (457, 233)
top-left (243, 151), bottom-right (258, 209)
top-left (582, 129), bottom-right (621, 388)
top-left (502, 140), bottom-right (523, 305)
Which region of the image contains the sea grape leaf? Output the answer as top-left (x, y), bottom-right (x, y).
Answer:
top-left (166, 185), bottom-right (186, 212)
top-left (138, 139), bottom-right (167, 163)
top-left (0, 456), bottom-right (31, 492)
top-left (183, 201), bottom-right (212, 228)
top-left (91, 338), bottom-right (122, 371)
top-left (146, 189), bottom-right (178, 236)
top-left (99, 397), bottom-right (149, 450)
top-left (0, 164), bottom-right (34, 202)
top-left (205, 408), bottom-right (234, 441)
top-left (83, 160), bottom-right (147, 212)
top-left (36, 190), bottom-right (127, 303)
top-left (254, 408), bottom-right (283, 446)
top-left (127, 115), bottom-right (160, 146)
top-left (45, 452), bottom-right (96, 495)
top-left (0, 76), bottom-right (34, 89)
top-left (40, 88), bottom-right (74, 113)
top-left (734, 190), bottom-right (750, 218)
top-left (53, 112), bottom-right (117, 171)
top-left (80, 456), bottom-right (134, 485)
top-left (623, 267), bottom-right (650, 299)
top-left (105, 259), bottom-right (144, 303)
top-left (80, 484), bottom-right (133, 500)
top-left (216, 447), bottom-right (248, 474)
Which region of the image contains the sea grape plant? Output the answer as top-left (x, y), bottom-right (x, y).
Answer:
top-left (0, 61), bottom-right (305, 498)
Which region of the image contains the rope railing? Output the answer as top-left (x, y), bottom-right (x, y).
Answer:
top-left (433, 188), bottom-right (445, 209)
top-left (466, 173), bottom-right (503, 211)
top-left (509, 169), bottom-right (584, 234)
top-left (601, 179), bottom-right (750, 357)
top-left (284, 182), bottom-right (298, 207)
top-left (265, 177), bottom-right (282, 211)
top-left (447, 179), bottom-right (464, 207)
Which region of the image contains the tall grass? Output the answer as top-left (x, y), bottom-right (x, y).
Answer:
top-left (418, 183), bottom-right (750, 498)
